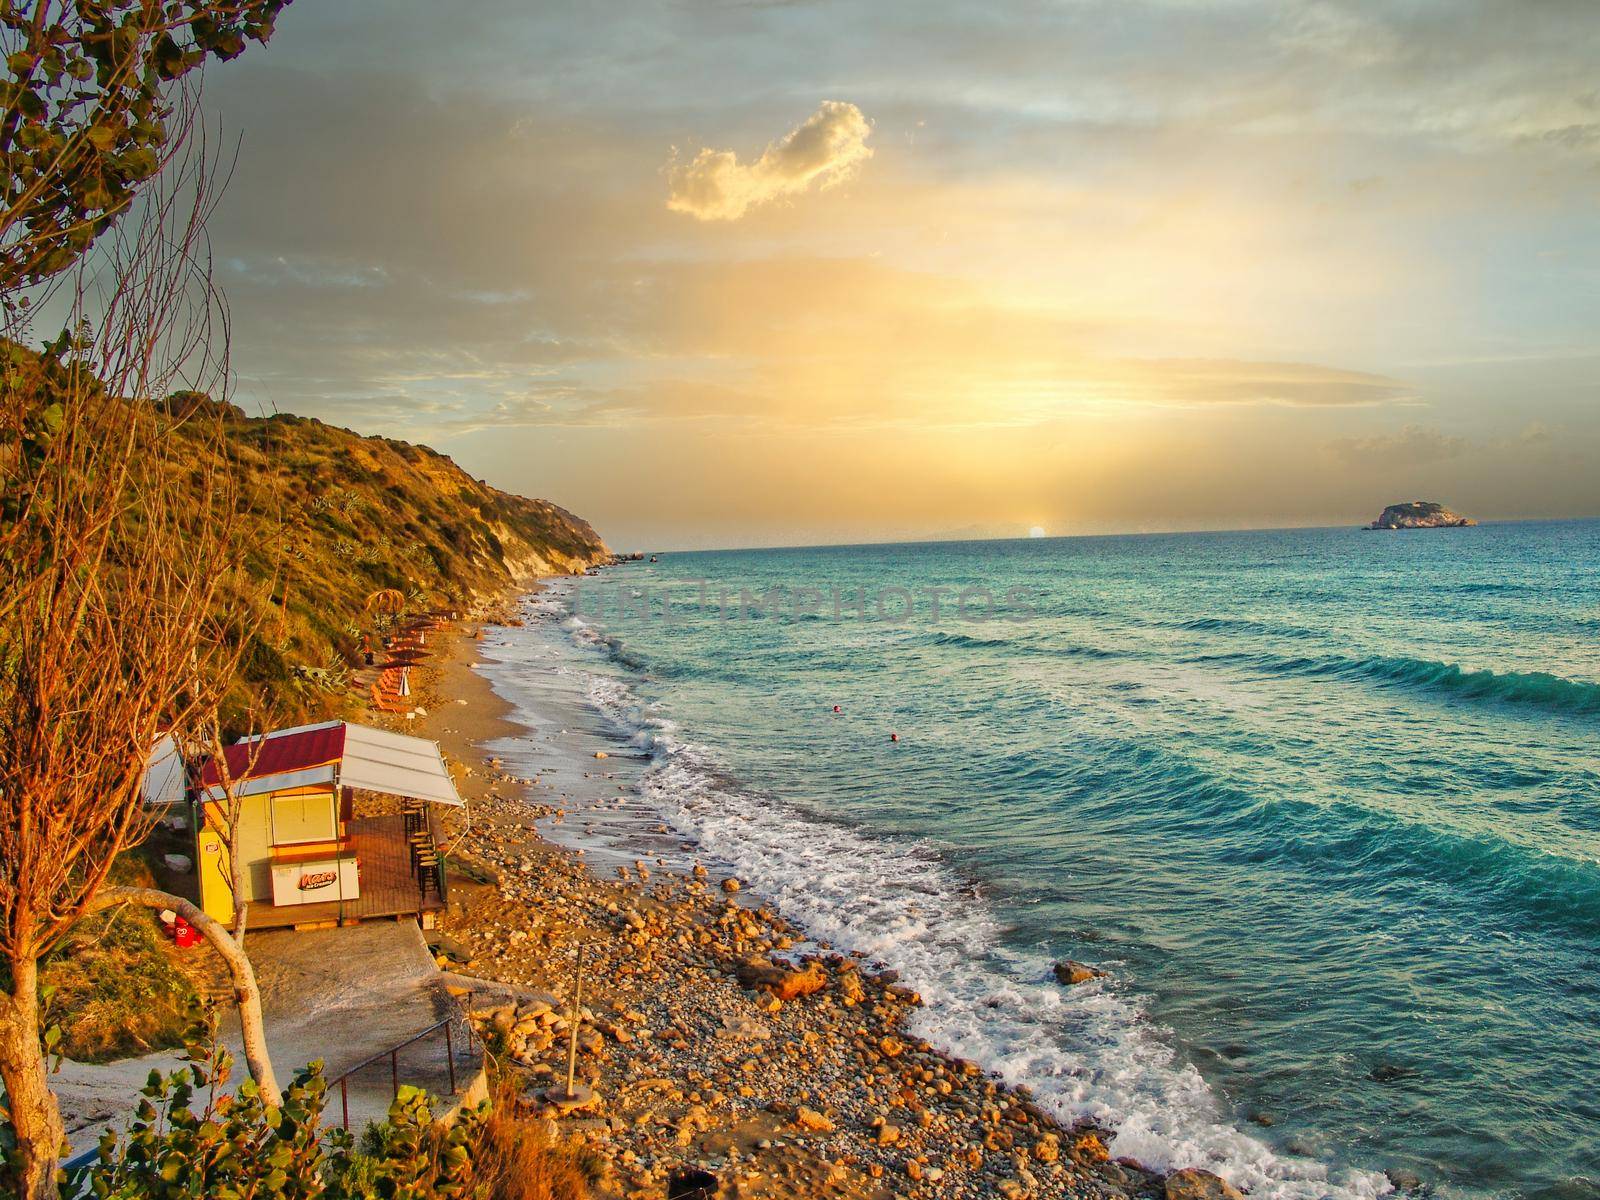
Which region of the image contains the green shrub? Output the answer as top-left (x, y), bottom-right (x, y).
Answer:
top-left (45, 1036), bottom-right (498, 1200)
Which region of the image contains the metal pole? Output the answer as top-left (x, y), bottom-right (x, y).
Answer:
top-left (341, 1078), bottom-right (349, 1130)
top-left (446, 1020), bottom-right (456, 1093)
top-left (391, 1049), bottom-right (399, 1099)
top-left (563, 942), bottom-right (585, 1100)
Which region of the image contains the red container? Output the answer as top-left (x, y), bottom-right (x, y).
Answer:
top-left (173, 918), bottom-right (196, 949)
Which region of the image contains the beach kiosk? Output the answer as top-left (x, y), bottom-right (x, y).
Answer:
top-left (193, 720), bottom-right (463, 930)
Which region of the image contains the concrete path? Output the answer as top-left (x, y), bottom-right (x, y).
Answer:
top-left (54, 922), bottom-right (480, 1155)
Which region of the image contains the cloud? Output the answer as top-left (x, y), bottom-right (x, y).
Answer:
top-left (665, 100), bottom-right (872, 220)
top-left (1328, 423), bottom-right (1470, 467)
top-left (1118, 359), bottom-right (1415, 408)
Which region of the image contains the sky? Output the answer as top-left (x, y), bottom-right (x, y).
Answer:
top-left (197, 0), bottom-right (1600, 550)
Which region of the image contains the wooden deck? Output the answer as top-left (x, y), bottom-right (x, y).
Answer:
top-left (248, 814), bottom-right (445, 931)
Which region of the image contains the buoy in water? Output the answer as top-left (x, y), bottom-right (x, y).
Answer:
top-left (832, 705), bottom-right (841, 713)
top-left (890, 732), bottom-right (899, 743)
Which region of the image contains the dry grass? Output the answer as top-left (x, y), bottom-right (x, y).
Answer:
top-left (464, 1080), bottom-right (597, 1200)
top-left (37, 859), bottom-right (203, 1063)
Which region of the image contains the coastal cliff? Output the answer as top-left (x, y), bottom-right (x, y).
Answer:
top-left (159, 395), bottom-right (609, 721)
top-left (1367, 501), bottom-right (1477, 530)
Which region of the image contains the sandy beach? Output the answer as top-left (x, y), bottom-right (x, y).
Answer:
top-left (392, 589), bottom-right (1205, 1200)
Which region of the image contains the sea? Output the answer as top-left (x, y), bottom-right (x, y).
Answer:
top-left (476, 519), bottom-right (1600, 1200)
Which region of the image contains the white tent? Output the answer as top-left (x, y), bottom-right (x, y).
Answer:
top-left (141, 734), bottom-right (188, 808)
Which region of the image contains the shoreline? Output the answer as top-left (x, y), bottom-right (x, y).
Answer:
top-left (400, 587), bottom-right (1187, 1200)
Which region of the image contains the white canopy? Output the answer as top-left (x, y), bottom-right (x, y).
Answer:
top-left (197, 720), bottom-right (463, 807)
top-left (339, 722), bottom-right (463, 806)
top-left (141, 734), bottom-right (188, 807)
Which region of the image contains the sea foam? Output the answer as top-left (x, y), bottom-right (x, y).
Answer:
top-left (500, 580), bottom-right (1393, 1200)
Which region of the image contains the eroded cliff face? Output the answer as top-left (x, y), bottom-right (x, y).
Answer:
top-left (1367, 501), bottom-right (1477, 530)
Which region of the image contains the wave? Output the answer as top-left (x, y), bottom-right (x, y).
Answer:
top-left (562, 612), bottom-right (650, 671)
top-left (1162, 615), bottom-right (1320, 640)
top-left (911, 629), bottom-right (1130, 662)
top-left (510, 595), bottom-right (1389, 1200)
top-left (1107, 748), bottom-right (1600, 934)
top-left (1190, 650), bottom-right (1600, 716)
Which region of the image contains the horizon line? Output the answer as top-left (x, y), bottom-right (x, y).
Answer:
top-left (616, 513), bottom-right (1600, 557)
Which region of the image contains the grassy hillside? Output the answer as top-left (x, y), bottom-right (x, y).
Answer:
top-left (162, 394), bottom-right (609, 725)
top-left (5, 336), bottom-right (606, 723)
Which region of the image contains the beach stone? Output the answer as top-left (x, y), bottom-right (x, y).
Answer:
top-left (1069, 1130), bottom-right (1111, 1165)
top-left (1164, 1168), bottom-right (1245, 1200)
top-left (735, 959), bottom-right (826, 1002)
top-left (836, 971), bottom-right (865, 1005)
top-left (794, 1107), bottom-right (835, 1133)
top-left (721, 877), bottom-right (741, 893)
top-left (1053, 960), bottom-right (1108, 986)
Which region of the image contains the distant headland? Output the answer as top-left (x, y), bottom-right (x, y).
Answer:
top-left (1366, 501), bottom-right (1477, 530)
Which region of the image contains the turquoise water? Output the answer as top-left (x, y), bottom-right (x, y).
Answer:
top-left (532, 521), bottom-right (1600, 1198)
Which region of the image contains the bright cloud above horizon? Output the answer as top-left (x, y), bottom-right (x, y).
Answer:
top-left (665, 101), bottom-right (874, 221)
top-left (193, 0), bottom-right (1600, 549)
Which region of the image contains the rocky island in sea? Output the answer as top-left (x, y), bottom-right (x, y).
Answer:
top-left (1366, 501), bottom-right (1477, 530)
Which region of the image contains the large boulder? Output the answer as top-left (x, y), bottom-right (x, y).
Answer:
top-left (1053, 959), bottom-right (1108, 986)
top-left (735, 958), bottom-right (828, 1001)
top-left (1165, 1168), bottom-right (1245, 1200)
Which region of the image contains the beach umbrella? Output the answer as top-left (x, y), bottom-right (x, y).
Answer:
top-left (398, 667), bottom-right (411, 697)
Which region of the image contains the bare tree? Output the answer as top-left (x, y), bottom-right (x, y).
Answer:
top-left (0, 94), bottom-right (273, 1197)
top-left (86, 887), bottom-right (278, 1108)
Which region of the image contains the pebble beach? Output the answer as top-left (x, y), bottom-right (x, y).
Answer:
top-left (404, 592), bottom-right (1217, 1200)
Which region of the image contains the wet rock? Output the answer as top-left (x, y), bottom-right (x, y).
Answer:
top-left (1068, 1130), bottom-right (1111, 1165)
top-left (721, 877), bottom-right (740, 894)
top-left (1164, 1168), bottom-right (1245, 1200)
top-left (1369, 1063), bottom-right (1420, 1084)
top-left (836, 970), bottom-right (865, 1005)
top-left (1053, 960), bottom-right (1108, 986)
top-left (1386, 1168), bottom-right (1424, 1192)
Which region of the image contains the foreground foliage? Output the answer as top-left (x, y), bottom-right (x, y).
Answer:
top-left (1, 0), bottom-right (291, 288)
top-left (0, 1037), bottom-right (592, 1200)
